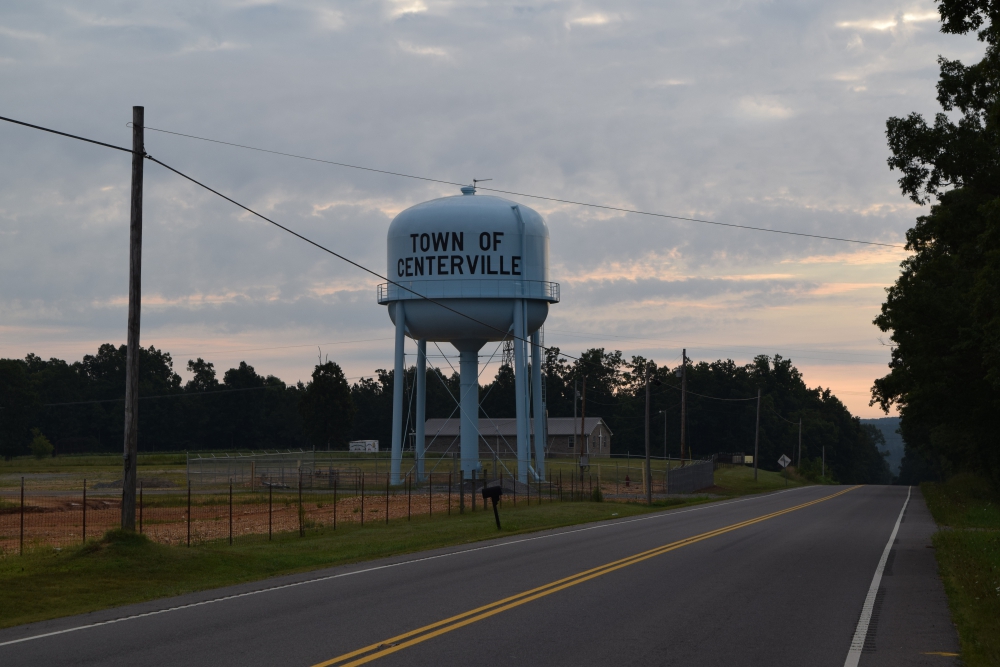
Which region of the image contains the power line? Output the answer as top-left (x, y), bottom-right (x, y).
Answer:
top-left (142, 125), bottom-right (467, 189)
top-left (769, 404), bottom-right (801, 425)
top-left (544, 329), bottom-right (890, 363)
top-left (0, 114), bottom-right (133, 155)
top-left (0, 112), bottom-right (894, 386)
top-left (172, 337), bottom-right (395, 358)
top-left (0, 113), bottom-right (585, 367)
top-left (142, 124), bottom-right (904, 249)
top-left (663, 382), bottom-right (758, 402)
top-left (42, 384), bottom-right (288, 407)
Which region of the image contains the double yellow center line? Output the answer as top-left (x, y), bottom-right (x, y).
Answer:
top-left (313, 486), bottom-right (859, 667)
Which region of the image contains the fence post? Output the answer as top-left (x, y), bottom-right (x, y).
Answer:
top-left (385, 472), bottom-right (390, 526)
top-left (187, 482), bottom-right (191, 547)
top-left (429, 473), bottom-right (433, 517)
top-left (333, 477), bottom-right (337, 530)
top-left (299, 469), bottom-right (304, 538)
top-left (471, 469), bottom-right (476, 512)
top-left (229, 482), bottom-right (233, 545)
top-left (139, 482), bottom-right (144, 534)
top-left (20, 477), bottom-right (24, 556)
top-left (407, 473), bottom-right (411, 521)
top-left (268, 483), bottom-right (272, 541)
top-left (361, 473), bottom-right (365, 526)
top-left (82, 479), bottom-right (87, 544)
top-left (559, 469), bottom-right (562, 501)
top-left (513, 475), bottom-right (516, 507)
top-left (447, 473), bottom-right (451, 516)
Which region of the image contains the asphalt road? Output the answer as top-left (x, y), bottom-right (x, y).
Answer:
top-left (0, 485), bottom-right (959, 666)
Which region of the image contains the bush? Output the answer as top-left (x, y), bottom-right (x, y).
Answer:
top-left (591, 486), bottom-right (604, 502)
top-left (29, 429), bottom-right (54, 460)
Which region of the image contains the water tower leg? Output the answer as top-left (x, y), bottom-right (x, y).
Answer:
top-left (513, 300), bottom-right (529, 484)
top-left (390, 301), bottom-right (406, 485)
top-left (415, 339), bottom-right (427, 482)
top-left (531, 329), bottom-right (545, 478)
top-left (458, 345), bottom-right (482, 480)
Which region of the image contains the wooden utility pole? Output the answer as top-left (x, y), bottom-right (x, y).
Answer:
top-left (644, 365), bottom-right (652, 505)
top-left (121, 106), bottom-right (144, 531)
top-left (579, 375), bottom-right (587, 482)
top-left (680, 349), bottom-right (687, 465)
top-left (753, 387), bottom-right (761, 481)
top-left (797, 418), bottom-right (802, 468)
top-left (572, 378), bottom-right (578, 454)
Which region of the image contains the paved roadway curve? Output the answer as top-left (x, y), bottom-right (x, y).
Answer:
top-left (0, 485), bottom-right (959, 666)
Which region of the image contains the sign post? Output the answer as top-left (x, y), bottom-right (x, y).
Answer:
top-left (778, 454), bottom-right (791, 486)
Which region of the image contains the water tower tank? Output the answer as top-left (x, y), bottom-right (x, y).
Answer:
top-left (378, 186), bottom-right (560, 483)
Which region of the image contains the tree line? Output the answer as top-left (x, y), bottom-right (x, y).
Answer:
top-left (873, 0), bottom-right (1000, 485)
top-left (0, 342), bottom-right (890, 483)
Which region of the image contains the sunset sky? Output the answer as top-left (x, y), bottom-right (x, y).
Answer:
top-left (0, 0), bottom-right (985, 417)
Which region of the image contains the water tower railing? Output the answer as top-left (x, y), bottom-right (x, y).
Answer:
top-left (377, 280), bottom-right (560, 304)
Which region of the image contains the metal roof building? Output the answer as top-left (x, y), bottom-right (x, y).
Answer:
top-left (422, 417), bottom-right (612, 459)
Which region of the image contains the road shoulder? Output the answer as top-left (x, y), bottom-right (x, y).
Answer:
top-left (862, 489), bottom-right (960, 666)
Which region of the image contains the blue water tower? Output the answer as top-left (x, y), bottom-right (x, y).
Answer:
top-left (379, 185), bottom-right (559, 483)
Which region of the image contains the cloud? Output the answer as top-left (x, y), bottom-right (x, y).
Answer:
top-left (0, 0), bottom-right (974, 417)
top-left (315, 8), bottom-right (345, 30)
top-left (398, 41), bottom-right (449, 57)
top-left (178, 38), bottom-right (243, 54)
top-left (388, 1), bottom-right (428, 19)
top-left (566, 13), bottom-right (620, 29)
top-left (836, 10), bottom-right (939, 32)
top-left (0, 25), bottom-right (47, 40)
top-left (736, 96), bottom-right (794, 120)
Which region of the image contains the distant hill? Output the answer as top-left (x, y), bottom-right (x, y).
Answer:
top-left (861, 417), bottom-right (904, 476)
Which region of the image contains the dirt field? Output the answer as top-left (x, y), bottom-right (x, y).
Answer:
top-left (0, 486), bottom-right (573, 553)
top-left (0, 472), bottom-right (669, 555)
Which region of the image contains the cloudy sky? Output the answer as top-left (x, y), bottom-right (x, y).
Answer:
top-left (0, 1), bottom-right (984, 417)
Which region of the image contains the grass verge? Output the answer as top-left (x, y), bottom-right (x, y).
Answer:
top-left (0, 498), bottom-right (700, 629)
top-left (711, 465), bottom-right (806, 495)
top-left (922, 474), bottom-right (1000, 667)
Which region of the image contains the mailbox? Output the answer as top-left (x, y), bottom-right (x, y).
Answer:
top-left (481, 484), bottom-right (504, 529)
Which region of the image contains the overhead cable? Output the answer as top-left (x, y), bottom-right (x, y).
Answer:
top-left (142, 124), bottom-right (904, 248)
top-left (0, 113), bottom-right (579, 363)
top-left (145, 154), bottom-right (578, 361)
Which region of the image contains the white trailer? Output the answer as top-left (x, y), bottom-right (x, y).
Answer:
top-left (349, 440), bottom-right (379, 453)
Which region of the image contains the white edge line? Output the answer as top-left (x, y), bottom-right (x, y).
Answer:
top-left (0, 485), bottom-right (809, 649)
top-left (843, 485), bottom-right (911, 667)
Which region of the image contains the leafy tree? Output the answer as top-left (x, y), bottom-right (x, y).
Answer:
top-left (300, 361), bottom-right (356, 449)
top-left (29, 428), bottom-right (54, 459)
top-left (185, 358), bottom-right (219, 392)
top-left (0, 359), bottom-right (37, 460)
top-left (480, 363), bottom-right (517, 420)
top-left (873, 0), bottom-right (1000, 483)
top-left (214, 361), bottom-right (303, 450)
